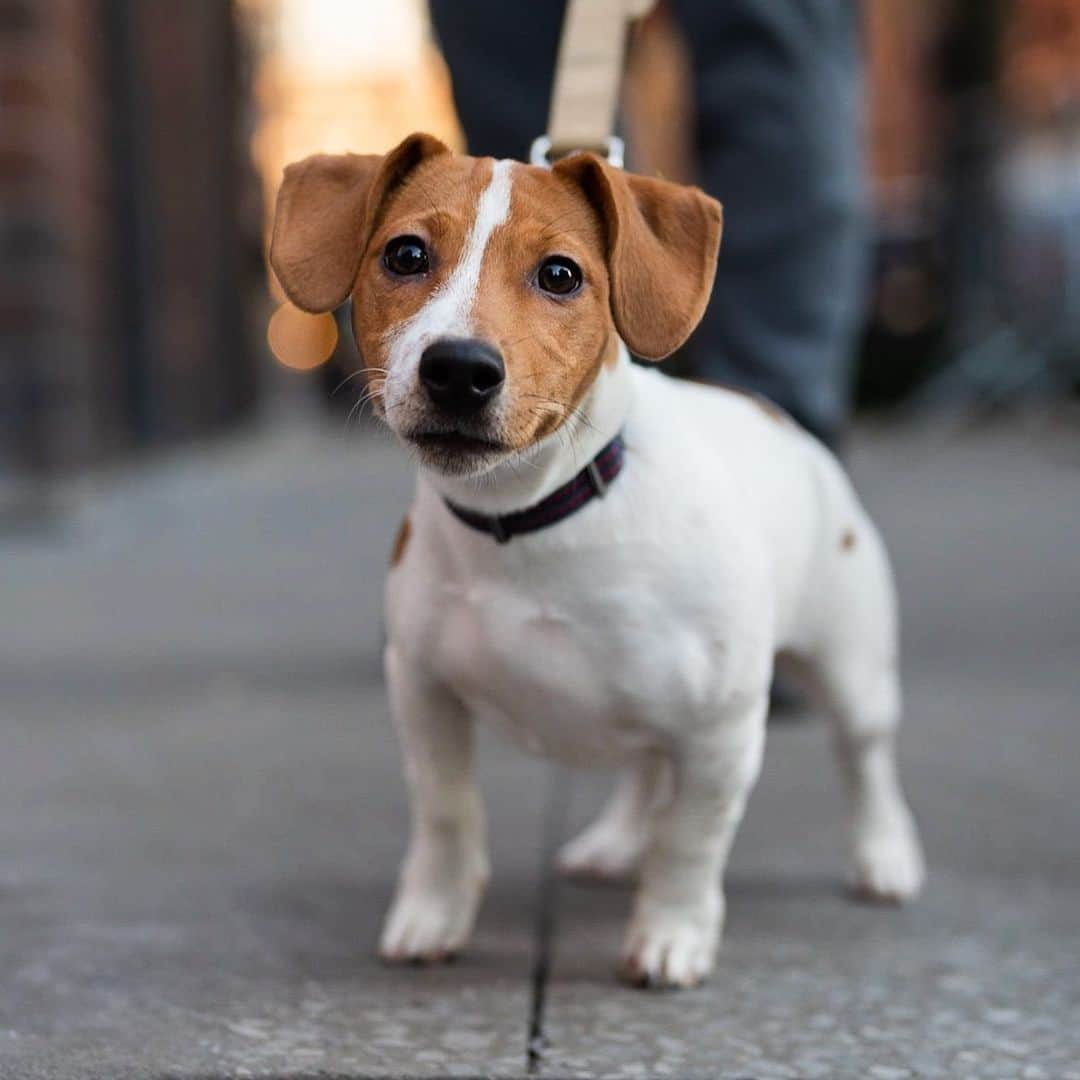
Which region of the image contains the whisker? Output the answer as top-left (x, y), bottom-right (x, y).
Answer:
top-left (331, 367), bottom-right (387, 398)
top-left (343, 382), bottom-right (383, 431)
top-left (519, 393), bottom-right (600, 441)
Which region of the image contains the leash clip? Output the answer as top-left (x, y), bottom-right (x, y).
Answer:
top-left (529, 134), bottom-right (625, 170)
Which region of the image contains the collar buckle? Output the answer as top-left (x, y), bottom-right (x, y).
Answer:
top-left (584, 459), bottom-right (608, 497)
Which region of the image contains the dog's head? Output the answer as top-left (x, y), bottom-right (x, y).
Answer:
top-left (270, 133), bottom-right (721, 476)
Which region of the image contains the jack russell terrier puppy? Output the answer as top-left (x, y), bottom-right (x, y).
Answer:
top-left (270, 133), bottom-right (925, 989)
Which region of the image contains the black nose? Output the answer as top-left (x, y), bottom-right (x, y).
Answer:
top-left (418, 338), bottom-right (505, 415)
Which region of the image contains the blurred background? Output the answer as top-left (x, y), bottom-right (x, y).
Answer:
top-left (2, 0), bottom-right (1079, 509)
top-left (2, 5), bottom-right (1079, 1074)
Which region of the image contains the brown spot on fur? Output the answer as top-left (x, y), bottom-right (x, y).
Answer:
top-left (391, 516), bottom-right (411, 567)
top-left (841, 528), bottom-right (857, 551)
top-left (752, 395), bottom-right (790, 425)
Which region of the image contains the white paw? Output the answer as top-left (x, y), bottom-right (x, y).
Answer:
top-left (851, 810), bottom-right (925, 904)
top-left (556, 821), bottom-right (646, 883)
top-left (379, 873), bottom-right (486, 964)
top-left (620, 895), bottom-right (722, 989)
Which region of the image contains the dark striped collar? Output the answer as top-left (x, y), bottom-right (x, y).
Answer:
top-left (444, 434), bottom-right (625, 544)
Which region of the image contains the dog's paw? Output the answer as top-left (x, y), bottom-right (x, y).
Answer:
top-left (850, 810), bottom-right (925, 904)
top-left (556, 821), bottom-right (645, 883)
top-left (619, 895), bottom-right (721, 989)
top-left (379, 875), bottom-right (485, 964)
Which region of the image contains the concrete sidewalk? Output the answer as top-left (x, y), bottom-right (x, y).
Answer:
top-left (1, 414), bottom-right (1078, 1078)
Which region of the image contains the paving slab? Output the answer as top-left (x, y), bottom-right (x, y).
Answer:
top-left (540, 419), bottom-right (1080, 1079)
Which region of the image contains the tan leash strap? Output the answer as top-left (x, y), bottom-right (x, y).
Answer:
top-left (543, 0), bottom-right (656, 162)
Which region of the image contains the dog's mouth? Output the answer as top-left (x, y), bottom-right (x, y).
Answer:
top-left (404, 429), bottom-right (512, 474)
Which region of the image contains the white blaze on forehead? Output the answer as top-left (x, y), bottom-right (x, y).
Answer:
top-left (383, 159), bottom-right (515, 404)
top-left (434, 158), bottom-right (514, 330)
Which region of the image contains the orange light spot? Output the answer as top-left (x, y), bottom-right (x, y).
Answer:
top-left (267, 302), bottom-right (338, 371)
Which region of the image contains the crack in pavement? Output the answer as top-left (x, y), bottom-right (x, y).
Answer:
top-left (526, 767), bottom-right (571, 1075)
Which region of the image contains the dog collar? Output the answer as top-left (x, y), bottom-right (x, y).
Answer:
top-left (444, 434), bottom-right (625, 544)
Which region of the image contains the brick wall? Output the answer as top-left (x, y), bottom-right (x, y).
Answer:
top-left (0, 0), bottom-right (261, 479)
top-left (0, 0), bottom-right (105, 473)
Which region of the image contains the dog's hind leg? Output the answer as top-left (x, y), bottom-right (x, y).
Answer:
top-left (556, 752), bottom-right (668, 883)
top-left (811, 518), bottom-right (925, 903)
top-left (823, 660), bottom-right (925, 903)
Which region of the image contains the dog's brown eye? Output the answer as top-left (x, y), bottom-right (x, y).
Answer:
top-left (537, 256), bottom-right (582, 296)
top-left (384, 235), bottom-right (429, 276)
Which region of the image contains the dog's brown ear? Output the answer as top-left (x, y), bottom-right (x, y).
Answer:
top-left (554, 154), bottom-right (722, 360)
top-left (270, 133), bottom-right (450, 313)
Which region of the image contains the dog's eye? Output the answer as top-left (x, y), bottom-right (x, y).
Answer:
top-left (384, 235), bottom-right (429, 277)
top-left (537, 256), bottom-right (582, 296)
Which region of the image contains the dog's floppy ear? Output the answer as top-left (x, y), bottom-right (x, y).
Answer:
top-left (553, 154), bottom-right (722, 360)
top-left (270, 133), bottom-right (450, 313)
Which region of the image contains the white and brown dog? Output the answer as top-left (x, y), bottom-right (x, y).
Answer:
top-left (270, 133), bottom-right (924, 989)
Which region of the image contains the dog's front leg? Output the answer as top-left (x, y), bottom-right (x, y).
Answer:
top-left (622, 699), bottom-right (766, 988)
top-left (379, 645), bottom-right (488, 964)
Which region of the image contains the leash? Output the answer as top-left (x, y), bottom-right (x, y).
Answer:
top-left (530, 0), bottom-right (657, 169)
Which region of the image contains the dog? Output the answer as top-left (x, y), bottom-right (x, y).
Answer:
top-left (270, 133), bottom-right (925, 988)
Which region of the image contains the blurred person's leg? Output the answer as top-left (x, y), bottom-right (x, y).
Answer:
top-left (671, 0), bottom-right (868, 446)
top-left (428, 0), bottom-right (567, 163)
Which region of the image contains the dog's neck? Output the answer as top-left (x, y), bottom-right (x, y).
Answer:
top-left (420, 341), bottom-right (634, 516)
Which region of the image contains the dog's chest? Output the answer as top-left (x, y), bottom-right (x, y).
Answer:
top-left (411, 571), bottom-right (719, 765)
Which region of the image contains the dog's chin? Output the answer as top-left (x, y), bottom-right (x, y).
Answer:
top-left (403, 431), bottom-right (512, 477)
